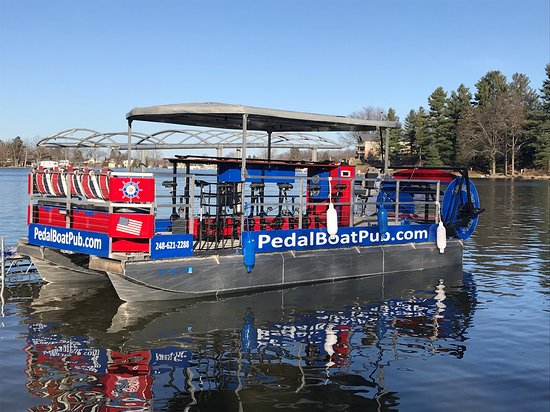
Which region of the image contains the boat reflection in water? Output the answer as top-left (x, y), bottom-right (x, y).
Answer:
top-left (22, 266), bottom-right (476, 411)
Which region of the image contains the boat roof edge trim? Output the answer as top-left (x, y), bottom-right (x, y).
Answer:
top-left (126, 102), bottom-right (400, 132)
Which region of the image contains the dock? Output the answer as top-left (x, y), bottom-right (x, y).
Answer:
top-left (1, 238), bottom-right (39, 284)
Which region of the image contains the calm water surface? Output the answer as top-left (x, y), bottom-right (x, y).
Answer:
top-left (0, 169), bottom-right (548, 411)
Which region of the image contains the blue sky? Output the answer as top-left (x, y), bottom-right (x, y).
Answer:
top-left (1, 0), bottom-right (548, 140)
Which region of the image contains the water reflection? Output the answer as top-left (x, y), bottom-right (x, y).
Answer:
top-left (19, 267), bottom-right (477, 411)
top-left (465, 179), bottom-right (549, 296)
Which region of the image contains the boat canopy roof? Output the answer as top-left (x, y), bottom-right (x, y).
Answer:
top-left (126, 102), bottom-right (400, 132)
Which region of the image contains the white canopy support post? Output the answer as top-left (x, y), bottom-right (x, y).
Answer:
top-left (311, 147), bottom-right (318, 162)
top-left (140, 150), bottom-right (146, 172)
top-left (1, 236), bottom-right (5, 317)
top-left (241, 113), bottom-right (248, 180)
top-left (127, 120), bottom-right (133, 172)
top-left (384, 128), bottom-right (390, 176)
top-left (240, 113), bottom-right (248, 237)
top-left (267, 130), bottom-right (272, 162)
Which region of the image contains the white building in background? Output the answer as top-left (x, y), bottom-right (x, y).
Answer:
top-left (356, 140), bottom-right (379, 159)
top-left (39, 160), bottom-right (58, 168)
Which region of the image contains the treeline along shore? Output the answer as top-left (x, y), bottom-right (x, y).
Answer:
top-left (1, 65), bottom-right (549, 177)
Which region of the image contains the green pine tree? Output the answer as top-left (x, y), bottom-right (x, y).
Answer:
top-left (508, 73), bottom-right (538, 174)
top-left (427, 87), bottom-right (452, 165)
top-left (403, 109), bottom-right (418, 157)
top-left (386, 107), bottom-right (402, 161)
top-left (474, 70), bottom-right (508, 107)
top-left (532, 64), bottom-right (550, 172)
top-left (448, 84), bottom-right (473, 165)
top-left (412, 107), bottom-right (432, 165)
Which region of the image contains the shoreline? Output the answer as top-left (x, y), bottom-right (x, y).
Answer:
top-left (468, 172), bottom-right (550, 180)
top-left (1, 166), bottom-right (549, 180)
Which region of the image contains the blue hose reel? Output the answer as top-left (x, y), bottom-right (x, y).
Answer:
top-left (441, 177), bottom-right (483, 240)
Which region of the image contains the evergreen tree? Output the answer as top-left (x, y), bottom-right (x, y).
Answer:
top-left (531, 64), bottom-right (550, 172)
top-left (10, 136), bottom-right (26, 166)
top-left (72, 149), bottom-right (85, 164)
top-left (412, 107), bottom-right (432, 165)
top-left (403, 109), bottom-right (418, 157)
top-left (448, 84), bottom-right (473, 165)
top-left (474, 70), bottom-right (508, 107)
top-left (288, 147), bottom-right (301, 161)
top-left (386, 107), bottom-right (402, 160)
top-left (510, 73), bottom-right (539, 110)
top-left (427, 86), bottom-right (452, 165)
top-left (507, 73), bottom-right (537, 174)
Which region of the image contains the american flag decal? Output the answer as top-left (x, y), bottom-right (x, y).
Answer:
top-left (116, 216), bottom-right (142, 236)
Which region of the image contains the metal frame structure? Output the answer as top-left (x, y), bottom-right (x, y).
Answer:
top-left (36, 128), bottom-right (344, 158)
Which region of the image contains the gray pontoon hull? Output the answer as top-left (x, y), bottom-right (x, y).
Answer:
top-left (91, 240), bottom-right (463, 302)
top-left (16, 240), bottom-right (107, 283)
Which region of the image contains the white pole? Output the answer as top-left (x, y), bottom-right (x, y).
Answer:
top-left (1, 237), bottom-right (5, 317)
top-left (240, 114), bottom-right (248, 236)
top-left (127, 121), bottom-right (133, 172)
top-left (384, 128), bottom-right (390, 176)
top-left (0, 237), bottom-right (4, 277)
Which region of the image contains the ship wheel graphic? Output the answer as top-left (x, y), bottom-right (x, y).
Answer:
top-left (121, 180), bottom-right (140, 199)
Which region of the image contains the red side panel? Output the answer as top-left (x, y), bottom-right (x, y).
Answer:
top-left (38, 206), bottom-right (66, 227)
top-left (111, 238), bottom-right (151, 253)
top-left (109, 177), bottom-right (155, 203)
top-left (393, 169), bottom-right (456, 183)
top-left (73, 210), bottom-right (109, 233)
top-left (329, 165), bottom-right (355, 226)
top-left (108, 213), bottom-right (154, 239)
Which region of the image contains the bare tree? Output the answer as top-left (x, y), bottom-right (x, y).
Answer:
top-left (458, 96), bottom-right (508, 175)
top-left (0, 140), bottom-right (7, 166)
top-left (465, 91), bottom-right (527, 176)
top-left (339, 106), bottom-right (387, 148)
top-left (505, 93), bottom-right (527, 175)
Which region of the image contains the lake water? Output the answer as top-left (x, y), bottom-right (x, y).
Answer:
top-left (0, 169), bottom-right (548, 411)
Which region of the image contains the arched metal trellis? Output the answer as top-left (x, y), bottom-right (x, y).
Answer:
top-left (36, 128), bottom-right (344, 151)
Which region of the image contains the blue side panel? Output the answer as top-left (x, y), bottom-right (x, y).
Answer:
top-left (28, 223), bottom-right (109, 257)
top-left (308, 171), bottom-right (330, 199)
top-left (150, 234), bottom-right (194, 259)
top-left (258, 167), bottom-right (295, 183)
top-left (249, 224), bottom-right (436, 253)
top-left (155, 219), bottom-right (172, 233)
top-left (218, 164), bottom-right (296, 183)
top-left (218, 165), bottom-right (241, 183)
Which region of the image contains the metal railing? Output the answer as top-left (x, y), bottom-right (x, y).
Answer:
top-left (150, 170), bottom-right (446, 251)
top-left (29, 167), bottom-right (448, 254)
